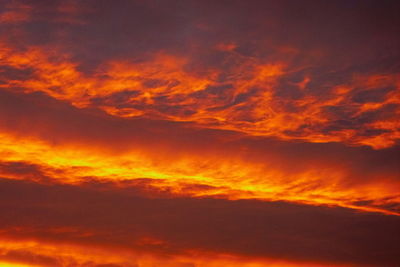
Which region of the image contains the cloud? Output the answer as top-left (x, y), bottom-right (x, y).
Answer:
top-left (1, 0), bottom-right (399, 148)
top-left (1, 1), bottom-right (400, 265)
top-left (0, 178), bottom-right (399, 266)
top-left (0, 89), bottom-right (399, 214)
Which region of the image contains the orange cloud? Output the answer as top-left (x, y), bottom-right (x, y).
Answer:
top-left (0, 238), bottom-right (355, 267)
top-left (1, 41), bottom-right (399, 149)
top-left (0, 91), bottom-right (399, 215)
top-left (1, 0), bottom-right (400, 266)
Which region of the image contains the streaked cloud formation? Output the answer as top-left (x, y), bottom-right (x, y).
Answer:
top-left (0, 0), bottom-right (399, 266)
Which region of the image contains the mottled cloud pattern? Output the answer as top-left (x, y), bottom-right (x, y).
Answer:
top-left (0, 0), bottom-right (399, 266)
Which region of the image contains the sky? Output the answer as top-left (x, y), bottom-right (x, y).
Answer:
top-left (0, 0), bottom-right (399, 266)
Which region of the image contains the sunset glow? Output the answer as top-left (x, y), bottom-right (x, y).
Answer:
top-left (0, 0), bottom-right (399, 266)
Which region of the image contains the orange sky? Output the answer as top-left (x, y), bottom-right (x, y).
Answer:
top-left (0, 0), bottom-right (399, 266)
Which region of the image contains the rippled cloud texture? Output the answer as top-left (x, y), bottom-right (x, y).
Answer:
top-left (0, 0), bottom-right (399, 266)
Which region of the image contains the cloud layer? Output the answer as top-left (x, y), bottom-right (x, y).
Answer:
top-left (0, 0), bottom-right (399, 266)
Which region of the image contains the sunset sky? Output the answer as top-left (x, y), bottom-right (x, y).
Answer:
top-left (0, 0), bottom-right (400, 266)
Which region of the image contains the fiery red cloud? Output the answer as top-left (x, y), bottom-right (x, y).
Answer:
top-left (0, 0), bottom-right (399, 266)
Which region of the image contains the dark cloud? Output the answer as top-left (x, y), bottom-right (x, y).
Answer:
top-left (351, 87), bottom-right (395, 103)
top-left (0, 65), bottom-right (35, 83)
top-left (2, 0), bottom-right (399, 66)
top-left (0, 160), bottom-right (53, 182)
top-left (0, 161), bottom-right (44, 176)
